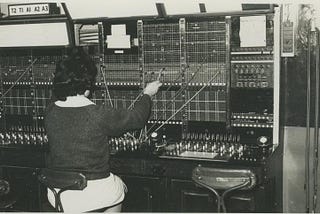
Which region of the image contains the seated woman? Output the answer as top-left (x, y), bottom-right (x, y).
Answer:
top-left (45, 47), bottom-right (161, 212)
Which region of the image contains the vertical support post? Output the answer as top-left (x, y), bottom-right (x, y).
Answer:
top-left (273, 6), bottom-right (281, 149)
top-left (179, 18), bottom-right (188, 135)
top-left (73, 24), bottom-right (81, 46)
top-left (313, 29), bottom-right (320, 213)
top-left (305, 29), bottom-right (312, 214)
top-left (225, 16), bottom-right (231, 129)
top-left (98, 22), bottom-right (107, 105)
top-left (29, 50), bottom-right (38, 133)
top-left (61, 3), bottom-right (75, 47)
top-left (156, 3), bottom-right (167, 18)
top-left (0, 56), bottom-right (4, 130)
top-left (98, 22), bottom-right (105, 56)
top-left (199, 3), bottom-right (207, 13)
top-left (137, 20), bottom-right (148, 138)
top-left (137, 20), bottom-right (144, 89)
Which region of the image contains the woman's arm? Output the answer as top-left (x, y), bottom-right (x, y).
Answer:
top-left (100, 81), bottom-right (162, 136)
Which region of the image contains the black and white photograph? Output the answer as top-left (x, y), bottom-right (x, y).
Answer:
top-left (0, 0), bottom-right (319, 212)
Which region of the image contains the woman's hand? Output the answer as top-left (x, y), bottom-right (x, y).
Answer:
top-left (143, 80), bottom-right (162, 96)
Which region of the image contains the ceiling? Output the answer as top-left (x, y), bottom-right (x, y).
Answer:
top-left (0, 0), bottom-right (319, 28)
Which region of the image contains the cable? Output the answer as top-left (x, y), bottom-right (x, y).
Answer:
top-left (130, 55), bottom-right (208, 112)
top-left (124, 132), bottom-right (137, 141)
top-left (146, 61), bottom-right (209, 132)
top-left (140, 70), bottom-right (220, 142)
top-left (127, 68), bottom-right (165, 110)
top-left (138, 54), bottom-right (212, 140)
top-left (157, 67), bottom-right (165, 81)
top-left (97, 22), bottom-right (113, 108)
top-left (100, 64), bottom-right (114, 107)
top-left (0, 58), bottom-right (39, 100)
top-left (145, 71), bottom-right (184, 120)
top-left (153, 71), bottom-right (221, 133)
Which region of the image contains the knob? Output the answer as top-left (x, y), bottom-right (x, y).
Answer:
top-left (37, 135), bottom-right (43, 145)
top-left (204, 133), bottom-right (209, 141)
top-left (220, 134), bottom-right (224, 142)
top-left (24, 134), bottom-right (29, 140)
top-left (212, 143), bottom-right (217, 151)
top-left (236, 135), bottom-right (241, 143)
top-left (216, 134), bottom-right (220, 142)
top-left (186, 132), bottom-right (191, 140)
top-left (223, 134), bottom-right (228, 142)
top-left (43, 135), bottom-right (48, 144)
top-left (193, 144), bottom-right (197, 151)
top-left (238, 145), bottom-right (244, 153)
top-left (182, 132), bottom-right (186, 140)
top-left (237, 82), bottom-right (243, 87)
top-left (188, 142), bottom-right (192, 150)
top-left (211, 133), bottom-right (215, 141)
top-left (204, 142), bottom-right (208, 151)
top-left (190, 133), bottom-right (195, 140)
top-left (261, 82), bottom-right (268, 87)
top-left (229, 145), bottom-right (235, 153)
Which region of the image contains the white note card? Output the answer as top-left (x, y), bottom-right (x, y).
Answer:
top-left (107, 24), bottom-right (130, 49)
top-left (111, 24), bottom-right (127, 35)
top-left (107, 35), bottom-right (131, 49)
top-left (240, 16), bottom-right (266, 47)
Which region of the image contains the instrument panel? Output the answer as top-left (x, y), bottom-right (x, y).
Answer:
top-left (0, 10), bottom-right (280, 165)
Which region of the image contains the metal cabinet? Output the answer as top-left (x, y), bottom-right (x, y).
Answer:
top-left (110, 157), bottom-right (274, 212)
top-left (120, 175), bottom-right (165, 212)
top-left (168, 178), bottom-right (215, 212)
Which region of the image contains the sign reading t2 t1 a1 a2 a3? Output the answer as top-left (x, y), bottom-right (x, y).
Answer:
top-left (8, 3), bottom-right (51, 16)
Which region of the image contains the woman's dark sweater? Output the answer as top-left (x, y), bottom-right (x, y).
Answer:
top-left (44, 94), bottom-right (152, 180)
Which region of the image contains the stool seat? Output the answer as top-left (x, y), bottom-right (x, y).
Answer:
top-left (192, 165), bottom-right (257, 212)
top-left (38, 168), bottom-right (87, 212)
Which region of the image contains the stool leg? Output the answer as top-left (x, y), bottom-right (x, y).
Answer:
top-left (221, 194), bottom-right (227, 213)
top-left (202, 185), bottom-right (222, 213)
top-left (47, 187), bottom-right (60, 212)
top-left (194, 180), bottom-right (223, 213)
top-left (56, 186), bottom-right (78, 212)
top-left (216, 195), bottom-right (222, 213)
top-left (221, 181), bottom-right (251, 213)
top-left (47, 187), bottom-right (65, 212)
top-left (57, 191), bottom-right (64, 212)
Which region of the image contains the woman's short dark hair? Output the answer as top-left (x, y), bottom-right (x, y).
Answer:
top-left (53, 47), bottom-right (97, 101)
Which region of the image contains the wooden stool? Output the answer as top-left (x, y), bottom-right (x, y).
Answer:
top-left (192, 165), bottom-right (257, 213)
top-left (38, 169), bottom-right (87, 212)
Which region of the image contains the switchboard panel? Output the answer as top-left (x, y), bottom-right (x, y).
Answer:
top-left (0, 9), bottom-right (280, 166)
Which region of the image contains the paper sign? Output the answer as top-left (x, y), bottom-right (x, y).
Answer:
top-left (107, 24), bottom-right (130, 49)
top-left (8, 3), bottom-right (50, 16)
top-left (240, 16), bottom-right (266, 47)
top-left (111, 24), bottom-right (127, 35)
top-left (107, 35), bottom-right (131, 49)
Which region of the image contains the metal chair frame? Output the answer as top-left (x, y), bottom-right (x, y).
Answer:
top-left (192, 166), bottom-right (256, 213)
top-left (38, 169), bottom-right (87, 212)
